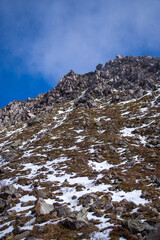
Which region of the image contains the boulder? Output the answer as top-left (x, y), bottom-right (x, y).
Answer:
top-left (11, 140), bottom-right (22, 148)
top-left (127, 219), bottom-right (145, 233)
top-left (15, 231), bottom-right (30, 240)
top-left (27, 112), bottom-right (36, 118)
top-left (36, 189), bottom-right (47, 199)
top-left (2, 184), bottom-right (16, 196)
top-left (27, 118), bottom-right (41, 126)
top-left (103, 202), bottom-right (114, 211)
top-left (116, 55), bottom-right (123, 60)
top-left (126, 219), bottom-right (155, 234)
top-left (78, 193), bottom-right (98, 207)
top-left (62, 208), bottom-right (89, 230)
top-left (96, 64), bottom-right (103, 70)
top-left (53, 203), bottom-right (71, 217)
top-left (145, 223), bottom-right (160, 240)
top-left (35, 198), bottom-right (54, 215)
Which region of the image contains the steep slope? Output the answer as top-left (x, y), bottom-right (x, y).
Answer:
top-left (1, 55), bottom-right (160, 128)
top-left (0, 55), bottom-right (160, 240)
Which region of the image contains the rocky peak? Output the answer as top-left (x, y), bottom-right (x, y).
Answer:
top-left (0, 55), bottom-right (160, 129)
top-left (0, 55), bottom-right (160, 239)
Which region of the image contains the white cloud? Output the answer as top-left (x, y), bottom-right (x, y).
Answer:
top-left (0, 0), bottom-right (160, 84)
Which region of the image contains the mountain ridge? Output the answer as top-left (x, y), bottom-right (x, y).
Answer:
top-left (0, 55), bottom-right (160, 129)
top-left (0, 55), bottom-right (160, 240)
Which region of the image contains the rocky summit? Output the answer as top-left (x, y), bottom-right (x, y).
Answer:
top-left (0, 55), bottom-right (160, 240)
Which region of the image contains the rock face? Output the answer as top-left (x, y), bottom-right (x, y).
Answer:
top-left (0, 55), bottom-right (160, 128)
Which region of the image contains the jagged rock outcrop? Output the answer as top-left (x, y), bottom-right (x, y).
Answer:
top-left (0, 55), bottom-right (160, 239)
top-left (0, 55), bottom-right (160, 128)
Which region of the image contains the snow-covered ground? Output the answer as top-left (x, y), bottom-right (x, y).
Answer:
top-left (0, 92), bottom-right (159, 239)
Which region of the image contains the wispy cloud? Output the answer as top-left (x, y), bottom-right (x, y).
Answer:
top-left (0, 0), bottom-right (160, 84)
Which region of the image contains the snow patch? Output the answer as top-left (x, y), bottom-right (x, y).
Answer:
top-left (78, 89), bottom-right (87, 99)
top-left (111, 189), bottom-right (149, 205)
top-left (76, 136), bottom-right (86, 143)
top-left (90, 228), bottom-right (112, 239)
top-left (20, 194), bottom-right (37, 202)
top-left (120, 127), bottom-right (135, 137)
top-left (88, 160), bottom-right (114, 171)
top-left (0, 225), bottom-right (14, 239)
top-left (9, 203), bottom-right (34, 213)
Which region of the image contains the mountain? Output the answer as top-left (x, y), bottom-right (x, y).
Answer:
top-left (0, 55), bottom-right (160, 240)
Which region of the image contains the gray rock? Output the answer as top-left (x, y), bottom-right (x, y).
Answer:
top-left (0, 198), bottom-right (6, 212)
top-left (116, 206), bottom-right (124, 215)
top-left (27, 118), bottom-right (41, 126)
top-left (111, 95), bottom-right (120, 102)
top-left (93, 211), bottom-right (103, 217)
top-left (36, 189), bottom-right (47, 199)
top-left (15, 231), bottom-right (30, 239)
top-left (127, 219), bottom-right (146, 233)
top-left (103, 202), bottom-right (114, 211)
top-left (0, 168), bottom-right (6, 174)
top-left (145, 55), bottom-right (153, 60)
top-left (2, 151), bottom-right (18, 161)
top-left (62, 208), bottom-right (89, 230)
top-left (13, 226), bottom-right (21, 234)
top-left (11, 140), bottom-right (22, 148)
top-left (35, 198), bottom-right (54, 215)
top-left (21, 202), bottom-right (31, 207)
top-left (96, 64), bottom-right (103, 70)
top-left (109, 145), bottom-right (117, 152)
top-left (145, 223), bottom-right (160, 240)
top-left (79, 193), bottom-right (98, 207)
top-left (96, 121), bottom-right (102, 127)
top-left (126, 219), bottom-right (155, 234)
top-left (72, 195), bottom-right (77, 200)
top-left (116, 55), bottom-right (123, 59)
top-left (27, 112), bottom-right (36, 118)
top-left (2, 184), bottom-right (16, 195)
top-left (141, 190), bottom-right (149, 197)
top-left (54, 204), bottom-right (71, 217)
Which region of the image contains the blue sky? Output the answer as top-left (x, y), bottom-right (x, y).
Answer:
top-left (0, 0), bottom-right (160, 108)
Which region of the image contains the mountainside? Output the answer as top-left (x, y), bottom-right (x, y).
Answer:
top-left (0, 55), bottom-right (160, 240)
